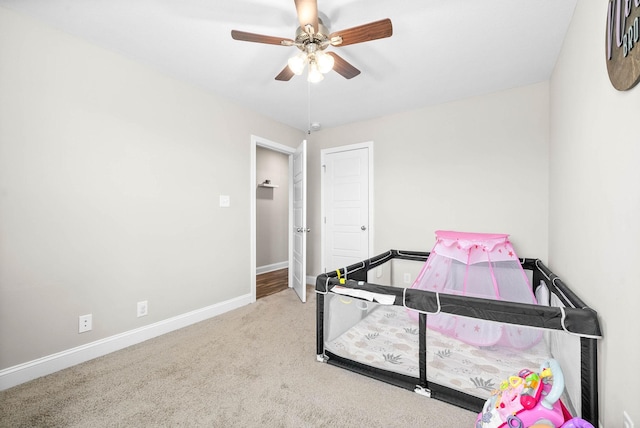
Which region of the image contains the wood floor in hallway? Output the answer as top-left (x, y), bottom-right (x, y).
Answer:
top-left (256, 268), bottom-right (288, 299)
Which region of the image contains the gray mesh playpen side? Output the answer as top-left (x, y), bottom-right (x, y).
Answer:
top-left (315, 250), bottom-right (602, 425)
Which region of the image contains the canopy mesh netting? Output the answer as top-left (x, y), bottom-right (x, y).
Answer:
top-left (410, 230), bottom-right (541, 349)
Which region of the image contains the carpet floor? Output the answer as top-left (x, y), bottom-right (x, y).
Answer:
top-left (0, 287), bottom-right (478, 427)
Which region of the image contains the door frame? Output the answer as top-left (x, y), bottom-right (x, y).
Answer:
top-left (250, 135), bottom-right (296, 303)
top-left (320, 141), bottom-right (374, 274)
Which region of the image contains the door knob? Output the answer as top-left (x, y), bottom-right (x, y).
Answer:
top-left (297, 227), bottom-right (303, 232)
top-left (361, 225), bottom-right (367, 230)
top-left (306, 228), bottom-right (311, 232)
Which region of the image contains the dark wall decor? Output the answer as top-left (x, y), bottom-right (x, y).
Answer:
top-left (607, 0), bottom-right (640, 90)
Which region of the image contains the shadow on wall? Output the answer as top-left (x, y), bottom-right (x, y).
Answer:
top-left (257, 186), bottom-right (276, 200)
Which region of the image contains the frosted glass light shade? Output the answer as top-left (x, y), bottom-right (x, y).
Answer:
top-left (307, 62), bottom-right (324, 83)
top-left (316, 51), bottom-right (334, 74)
top-left (287, 53), bottom-right (306, 75)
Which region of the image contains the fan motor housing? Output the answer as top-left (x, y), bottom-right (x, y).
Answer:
top-left (294, 19), bottom-right (330, 51)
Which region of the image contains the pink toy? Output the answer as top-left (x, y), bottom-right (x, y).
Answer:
top-left (476, 359), bottom-right (572, 428)
top-left (562, 418), bottom-right (595, 428)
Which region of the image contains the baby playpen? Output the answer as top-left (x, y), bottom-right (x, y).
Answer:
top-left (315, 232), bottom-right (602, 425)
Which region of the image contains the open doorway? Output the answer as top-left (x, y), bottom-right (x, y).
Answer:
top-left (250, 135), bottom-right (296, 302)
top-left (255, 146), bottom-right (289, 299)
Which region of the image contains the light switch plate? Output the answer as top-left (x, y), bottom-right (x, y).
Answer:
top-left (219, 195), bottom-right (230, 207)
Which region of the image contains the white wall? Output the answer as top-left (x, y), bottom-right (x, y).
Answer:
top-left (550, 1), bottom-right (640, 426)
top-left (306, 82), bottom-right (550, 276)
top-left (256, 147), bottom-right (289, 269)
top-left (0, 7), bottom-right (302, 370)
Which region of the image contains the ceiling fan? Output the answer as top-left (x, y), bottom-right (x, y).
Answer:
top-left (231, 0), bottom-right (393, 82)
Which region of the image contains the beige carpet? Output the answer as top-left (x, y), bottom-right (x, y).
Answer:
top-left (0, 288), bottom-right (478, 427)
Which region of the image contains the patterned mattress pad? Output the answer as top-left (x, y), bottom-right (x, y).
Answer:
top-left (324, 304), bottom-right (552, 399)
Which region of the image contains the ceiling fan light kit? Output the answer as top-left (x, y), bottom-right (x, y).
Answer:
top-left (287, 43), bottom-right (335, 82)
top-left (231, 0), bottom-right (392, 82)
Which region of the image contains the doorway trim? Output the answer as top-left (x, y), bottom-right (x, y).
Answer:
top-left (320, 141), bottom-right (374, 274)
top-left (250, 135), bottom-right (296, 303)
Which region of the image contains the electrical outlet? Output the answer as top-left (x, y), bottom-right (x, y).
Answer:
top-left (624, 411), bottom-right (634, 428)
top-left (403, 273), bottom-right (411, 284)
top-left (78, 314), bottom-right (92, 333)
top-left (137, 300), bottom-right (148, 317)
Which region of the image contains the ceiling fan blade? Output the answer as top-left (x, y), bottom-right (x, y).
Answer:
top-left (330, 18), bottom-right (393, 47)
top-left (327, 52), bottom-right (360, 79)
top-left (275, 65), bottom-right (295, 81)
top-left (294, 0), bottom-right (318, 34)
top-left (231, 30), bottom-right (293, 46)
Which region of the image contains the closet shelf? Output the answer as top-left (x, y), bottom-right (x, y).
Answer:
top-left (258, 183), bottom-right (279, 188)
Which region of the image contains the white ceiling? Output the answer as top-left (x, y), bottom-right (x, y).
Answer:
top-left (0, 0), bottom-right (577, 132)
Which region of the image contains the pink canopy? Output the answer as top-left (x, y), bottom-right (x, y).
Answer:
top-left (410, 230), bottom-right (541, 349)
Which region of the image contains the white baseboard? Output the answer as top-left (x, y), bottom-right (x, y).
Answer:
top-left (256, 261), bottom-right (288, 275)
top-left (306, 275), bottom-right (316, 285)
top-left (0, 293), bottom-right (253, 391)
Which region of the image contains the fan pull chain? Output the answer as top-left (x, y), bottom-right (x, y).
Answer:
top-left (307, 79), bottom-right (311, 134)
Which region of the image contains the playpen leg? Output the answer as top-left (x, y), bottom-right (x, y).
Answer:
top-left (316, 292), bottom-right (325, 356)
top-left (419, 312), bottom-right (427, 388)
top-left (581, 337), bottom-right (599, 425)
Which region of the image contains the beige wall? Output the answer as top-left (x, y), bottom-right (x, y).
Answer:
top-left (256, 147), bottom-right (289, 268)
top-left (306, 82), bottom-right (550, 276)
top-left (0, 8), bottom-right (302, 369)
top-left (550, 1), bottom-right (639, 426)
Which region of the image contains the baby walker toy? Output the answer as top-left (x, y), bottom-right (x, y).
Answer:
top-left (475, 359), bottom-right (579, 428)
